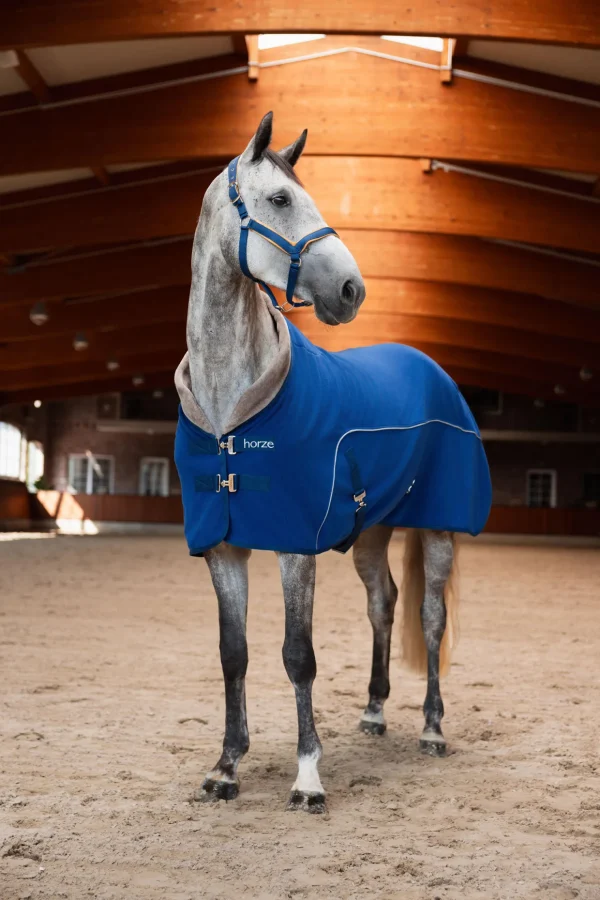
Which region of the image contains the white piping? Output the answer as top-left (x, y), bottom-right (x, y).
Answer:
top-left (315, 421), bottom-right (482, 552)
top-left (431, 160), bottom-right (600, 205)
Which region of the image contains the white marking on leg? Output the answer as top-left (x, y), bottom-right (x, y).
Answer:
top-left (361, 708), bottom-right (386, 726)
top-left (205, 767), bottom-right (237, 784)
top-left (421, 728), bottom-right (446, 744)
top-left (292, 751), bottom-right (324, 794)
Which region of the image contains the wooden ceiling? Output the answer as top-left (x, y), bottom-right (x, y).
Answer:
top-left (0, 4), bottom-right (599, 409)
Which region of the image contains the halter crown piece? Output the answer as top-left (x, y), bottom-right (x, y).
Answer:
top-left (227, 155), bottom-right (338, 313)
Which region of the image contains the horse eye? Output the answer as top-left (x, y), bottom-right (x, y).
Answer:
top-left (270, 194), bottom-right (289, 208)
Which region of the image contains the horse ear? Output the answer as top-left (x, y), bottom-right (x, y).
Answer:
top-left (246, 111), bottom-right (273, 162)
top-left (279, 129), bottom-right (308, 167)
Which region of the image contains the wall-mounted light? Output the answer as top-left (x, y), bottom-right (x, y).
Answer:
top-left (29, 301), bottom-right (49, 326)
top-left (33, 399), bottom-right (42, 409)
top-left (579, 367), bottom-right (593, 382)
top-left (553, 384), bottom-right (566, 396)
top-left (132, 374), bottom-right (145, 387)
top-left (73, 332), bottom-right (89, 351)
top-left (106, 358), bottom-right (120, 371)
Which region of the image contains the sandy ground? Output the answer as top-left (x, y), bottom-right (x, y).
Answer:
top-left (1, 534), bottom-right (599, 900)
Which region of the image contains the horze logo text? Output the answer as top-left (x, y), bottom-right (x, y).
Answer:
top-left (244, 438), bottom-right (275, 449)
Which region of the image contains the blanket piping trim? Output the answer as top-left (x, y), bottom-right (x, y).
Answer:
top-left (315, 420), bottom-right (482, 551)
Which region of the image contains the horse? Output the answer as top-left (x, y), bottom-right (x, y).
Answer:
top-left (174, 112), bottom-right (491, 813)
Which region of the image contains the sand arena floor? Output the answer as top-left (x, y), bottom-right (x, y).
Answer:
top-left (1, 534), bottom-right (599, 900)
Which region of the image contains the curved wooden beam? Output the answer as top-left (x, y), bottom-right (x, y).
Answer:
top-left (2, 231), bottom-right (598, 310)
top-left (2, 158), bottom-right (599, 255)
top-left (293, 310), bottom-right (598, 369)
top-left (4, 278), bottom-right (600, 348)
top-left (1, 1), bottom-right (598, 47)
top-left (1, 41), bottom-right (598, 176)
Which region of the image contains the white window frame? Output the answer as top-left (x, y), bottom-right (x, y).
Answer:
top-left (139, 457), bottom-right (170, 497)
top-left (526, 469), bottom-right (557, 509)
top-left (68, 453), bottom-right (115, 495)
top-left (0, 421), bottom-right (25, 481)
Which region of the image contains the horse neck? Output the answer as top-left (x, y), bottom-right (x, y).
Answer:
top-left (186, 221), bottom-right (279, 438)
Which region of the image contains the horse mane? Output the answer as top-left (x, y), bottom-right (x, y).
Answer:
top-left (263, 148), bottom-right (303, 186)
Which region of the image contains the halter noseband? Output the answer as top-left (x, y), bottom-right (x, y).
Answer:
top-left (227, 155), bottom-right (338, 312)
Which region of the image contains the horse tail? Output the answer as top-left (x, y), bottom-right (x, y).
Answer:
top-left (401, 529), bottom-right (459, 678)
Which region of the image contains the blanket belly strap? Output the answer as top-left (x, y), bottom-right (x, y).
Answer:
top-left (333, 447), bottom-right (368, 554)
top-left (194, 473), bottom-right (271, 493)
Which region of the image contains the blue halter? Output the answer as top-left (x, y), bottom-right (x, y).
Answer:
top-left (227, 155), bottom-right (338, 312)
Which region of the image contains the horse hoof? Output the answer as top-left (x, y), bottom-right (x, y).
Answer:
top-left (359, 718), bottom-right (387, 736)
top-left (286, 790), bottom-right (327, 814)
top-left (196, 777), bottom-right (239, 802)
top-left (419, 738), bottom-right (447, 757)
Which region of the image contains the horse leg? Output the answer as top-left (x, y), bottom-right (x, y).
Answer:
top-left (277, 552), bottom-right (325, 814)
top-left (353, 525), bottom-right (397, 735)
top-left (419, 530), bottom-right (454, 756)
top-left (199, 542), bottom-right (251, 801)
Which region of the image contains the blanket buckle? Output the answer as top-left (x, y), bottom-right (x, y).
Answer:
top-left (219, 435), bottom-right (236, 455)
top-left (218, 474), bottom-right (237, 493)
top-left (354, 489), bottom-right (367, 509)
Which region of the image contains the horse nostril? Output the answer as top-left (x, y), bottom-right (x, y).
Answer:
top-left (342, 279), bottom-right (356, 303)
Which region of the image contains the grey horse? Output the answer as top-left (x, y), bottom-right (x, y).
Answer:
top-left (177, 112), bottom-right (458, 813)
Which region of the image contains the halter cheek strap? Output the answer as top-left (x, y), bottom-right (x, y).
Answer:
top-left (227, 155), bottom-right (338, 312)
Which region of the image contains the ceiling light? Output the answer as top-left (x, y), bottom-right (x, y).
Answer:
top-left (152, 389), bottom-right (164, 399)
top-left (29, 301), bottom-right (49, 326)
top-left (73, 332), bottom-right (89, 351)
top-left (33, 399), bottom-right (42, 409)
top-left (533, 398), bottom-right (545, 409)
top-left (106, 358), bottom-right (120, 371)
top-left (579, 367), bottom-right (593, 382)
top-left (132, 374), bottom-right (145, 387)
top-left (553, 384), bottom-right (566, 396)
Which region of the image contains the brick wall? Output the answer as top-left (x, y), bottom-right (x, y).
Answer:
top-left (45, 395), bottom-right (180, 495)
top-left (484, 441), bottom-right (600, 507)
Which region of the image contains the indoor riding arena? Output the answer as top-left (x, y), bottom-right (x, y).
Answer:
top-left (1, 5), bottom-right (599, 900)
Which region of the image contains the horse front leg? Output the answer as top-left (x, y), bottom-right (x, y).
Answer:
top-left (200, 543), bottom-right (251, 801)
top-left (353, 525), bottom-right (397, 735)
top-left (277, 552), bottom-right (325, 814)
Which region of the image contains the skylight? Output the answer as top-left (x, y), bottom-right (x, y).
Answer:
top-left (381, 36), bottom-right (444, 52)
top-left (258, 34), bottom-right (326, 51)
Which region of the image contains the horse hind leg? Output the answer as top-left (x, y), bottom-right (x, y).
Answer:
top-left (353, 525), bottom-right (397, 736)
top-left (401, 529), bottom-right (458, 757)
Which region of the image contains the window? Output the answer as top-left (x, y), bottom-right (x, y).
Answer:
top-left (68, 453), bottom-right (114, 495)
top-left (0, 421), bottom-right (23, 479)
top-left (526, 470), bottom-right (557, 508)
top-left (26, 441), bottom-right (44, 491)
top-left (139, 458), bottom-right (169, 497)
top-left (583, 473), bottom-right (600, 505)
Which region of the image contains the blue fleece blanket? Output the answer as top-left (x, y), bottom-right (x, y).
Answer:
top-left (175, 321), bottom-right (491, 556)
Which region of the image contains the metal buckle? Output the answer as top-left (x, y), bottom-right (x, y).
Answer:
top-left (353, 489), bottom-right (367, 509)
top-left (217, 474), bottom-right (237, 493)
top-left (219, 435), bottom-right (236, 455)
